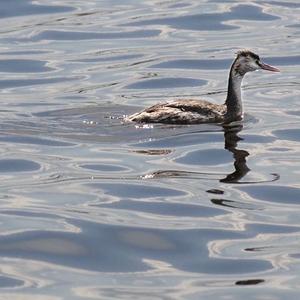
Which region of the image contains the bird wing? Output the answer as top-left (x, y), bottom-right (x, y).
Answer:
top-left (164, 99), bottom-right (226, 115)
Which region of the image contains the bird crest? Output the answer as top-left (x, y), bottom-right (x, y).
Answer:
top-left (236, 49), bottom-right (260, 60)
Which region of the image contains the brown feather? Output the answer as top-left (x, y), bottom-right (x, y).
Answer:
top-left (126, 99), bottom-right (226, 124)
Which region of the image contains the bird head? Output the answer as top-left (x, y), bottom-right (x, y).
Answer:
top-left (234, 50), bottom-right (280, 75)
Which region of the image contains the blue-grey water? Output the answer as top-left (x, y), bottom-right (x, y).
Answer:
top-left (0, 0), bottom-right (299, 299)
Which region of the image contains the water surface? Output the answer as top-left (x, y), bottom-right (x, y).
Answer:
top-left (0, 0), bottom-right (299, 299)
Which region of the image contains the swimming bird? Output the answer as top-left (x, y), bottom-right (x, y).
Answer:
top-left (125, 50), bottom-right (280, 124)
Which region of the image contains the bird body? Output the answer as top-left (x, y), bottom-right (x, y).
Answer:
top-left (128, 99), bottom-right (226, 124)
top-left (125, 50), bottom-right (279, 125)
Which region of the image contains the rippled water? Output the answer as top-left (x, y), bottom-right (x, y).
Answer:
top-left (0, 0), bottom-right (299, 299)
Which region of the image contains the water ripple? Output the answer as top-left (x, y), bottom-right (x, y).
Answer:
top-left (124, 4), bottom-right (279, 31)
top-left (0, 0), bottom-right (298, 299)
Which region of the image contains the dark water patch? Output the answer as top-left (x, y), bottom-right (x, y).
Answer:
top-left (80, 164), bottom-right (128, 172)
top-left (207, 189), bottom-right (224, 195)
top-left (211, 199), bottom-right (261, 210)
top-left (240, 134), bottom-right (275, 144)
top-left (262, 1), bottom-right (300, 8)
top-left (235, 279), bottom-right (264, 286)
top-left (99, 200), bottom-right (226, 217)
top-left (0, 159), bottom-right (40, 172)
top-left (286, 110), bottom-right (300, 117)
top-left (239, 185), bottom-right (300, 205)
top-left (75, 11), bottom-right (98, 17)
top-left (124, 4), bottom-right (279, 31)
top-left (24, 29), bottom-right (161, 42)
top-left (245, 246), bottom-right (275, 252)
top-left (0, 59), bottom-right (53, 73)
top-left (89, 183), bottom-right (186, 199)
top-left (0, 275), bottom-right (24, 288)
top-left (0, 135), bottom-right (74, 147)
top-left (287, 24), bottom-right (300, 28)
top-left (126, 78), bottom-right (206, 89)
top-left (0, 220), bottom-right (272, 274)
top-left (0, 0), bottom-right (74, 19)
top-left (228, 4), bottom-right (279, 21)
top-left (273, 129), bottom-right (300, 142)
top-left (176, 149), bottom-right (232, 165)
top-left (0, 76), bottom-right (80, 89)
top-left (247, 223), bottom-right (300, 234)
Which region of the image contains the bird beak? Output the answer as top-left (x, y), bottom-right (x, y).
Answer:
top-left (259, 62), bottom-right (280, 72)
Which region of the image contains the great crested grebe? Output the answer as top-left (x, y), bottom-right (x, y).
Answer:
top-left (125, 50), bottom-right (280, 124)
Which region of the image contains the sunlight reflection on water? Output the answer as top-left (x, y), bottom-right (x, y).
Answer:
top-left (0, 0), bottom-right (299, 299)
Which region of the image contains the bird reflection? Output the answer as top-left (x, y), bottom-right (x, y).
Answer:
top-left (140, 123), bottom-right (251, 183)
top-left (220, 123), bottom-right (250, 183)
top-left (138, 122), bottom-right (279, 185)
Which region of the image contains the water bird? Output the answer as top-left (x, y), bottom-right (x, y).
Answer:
top-left (125, 50), bottom-right (280, 124)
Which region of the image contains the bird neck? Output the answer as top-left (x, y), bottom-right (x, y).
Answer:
top-left (225, 61), bottom-right (244, 122)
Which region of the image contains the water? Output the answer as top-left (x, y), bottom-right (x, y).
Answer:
top-left (0, 0), bottom-right (299, 299)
